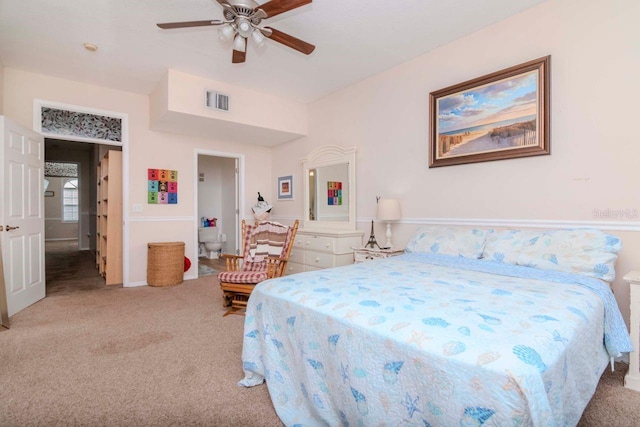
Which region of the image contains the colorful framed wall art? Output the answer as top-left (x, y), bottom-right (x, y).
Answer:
top-left (327, 181), bottom-right (342, 206)
top-left (148, 168), bottom-right (178, 204)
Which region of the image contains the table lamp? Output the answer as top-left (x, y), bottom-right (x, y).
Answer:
top-left (376, 198), bottom-right (401, 249)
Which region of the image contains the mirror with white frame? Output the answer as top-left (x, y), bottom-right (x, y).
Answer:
top-left (302, 145), bottom-right (356, 230)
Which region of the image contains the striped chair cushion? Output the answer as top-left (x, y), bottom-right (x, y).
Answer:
top-left (247, 221), bottom-right (291, 260)
top-left (219, 221), bottom-right (293, 285)
top-left (218, 270), bottom-right (267, 284)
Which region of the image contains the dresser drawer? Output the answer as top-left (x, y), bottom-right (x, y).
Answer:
top-left (286, 261), bottom-right (305, 275)
top-left (292, 228), bottom-right (364, 271)
top-left (300, 235), bottom-right (335, 253)
top-left (289, 248), bottom-right (304, 264)
top-left (353, 248), bottom-right (405, 264)
top-left (354, 251), bottom-right (387, 263)
top-left (304, 250), bottom-right (335, 269)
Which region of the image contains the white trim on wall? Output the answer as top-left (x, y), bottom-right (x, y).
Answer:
top-left (128, 216), bottom-right (195, 222)
top-left (359, 217), bottom-right (640, 232)
top-left (272, 216), bottom-right (640, 232)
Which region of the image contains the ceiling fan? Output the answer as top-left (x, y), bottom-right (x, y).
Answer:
top-left (157, 0), bottom-right (315, 64)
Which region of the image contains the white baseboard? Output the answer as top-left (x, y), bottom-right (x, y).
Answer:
top-left (124, 273), bottom-right (197, 288)
top-left (124, 281), bottom-right (147, 288)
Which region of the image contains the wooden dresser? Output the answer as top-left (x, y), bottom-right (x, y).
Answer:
top-left (287, 228), bottom-right (364, 274)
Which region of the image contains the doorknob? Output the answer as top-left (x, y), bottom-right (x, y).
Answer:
top-left (5, 225), bottom-right (19, 231)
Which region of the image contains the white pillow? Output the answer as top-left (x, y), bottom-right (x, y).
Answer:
top-left (482, 229), bottom-right (542, 264)
top-left (405, 226), bottom-right (490, 259)
top-left (516, 228), bottom-right (622, 282)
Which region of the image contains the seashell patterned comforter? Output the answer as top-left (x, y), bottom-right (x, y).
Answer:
top-left (239, 253), bottom-right (631, 426)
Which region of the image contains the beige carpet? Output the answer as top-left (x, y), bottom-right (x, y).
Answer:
top-left (1, 277), bottom-right (281, 426)
top-left (1, 246), bottom-right (640, 425)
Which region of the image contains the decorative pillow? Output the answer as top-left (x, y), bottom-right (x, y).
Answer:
top-left (405, 226), bottom-right (490, 259)
top-left (516, 228), bottom-right (622, 282)
top-left (482, 229), bottom-right (543, 264)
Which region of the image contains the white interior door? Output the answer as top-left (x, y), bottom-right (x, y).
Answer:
top-left (0, 116), bottom-right (45, 316)
top-left (234, 157), bottom-right (240, 254)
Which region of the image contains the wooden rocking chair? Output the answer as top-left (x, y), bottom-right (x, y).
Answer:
top-left (218, 219), bottom-right (299, 316)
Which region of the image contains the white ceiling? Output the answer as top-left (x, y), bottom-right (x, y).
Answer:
top-left (0, 0), bottom-right (547, 104)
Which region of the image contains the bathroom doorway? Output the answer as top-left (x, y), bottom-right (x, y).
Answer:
top-left (196, 152), bottom-right (241, 278)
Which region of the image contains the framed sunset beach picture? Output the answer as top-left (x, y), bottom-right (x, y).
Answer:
top-left (429, 56), bottom-right (550, 167)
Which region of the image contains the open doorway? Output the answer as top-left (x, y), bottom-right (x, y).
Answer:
top-left (44, 139), bottom-right (122, 295)
top-left (196, 153), bottom-right (240, 278)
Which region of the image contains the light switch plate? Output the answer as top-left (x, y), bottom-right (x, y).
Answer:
top-left (132, 203), bottom-right (143, 213)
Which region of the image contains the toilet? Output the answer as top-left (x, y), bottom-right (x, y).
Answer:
top-left (198, 227), bottom-right (222, 259)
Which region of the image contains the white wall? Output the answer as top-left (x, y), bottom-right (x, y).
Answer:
top-left (44, 177), bottom-right (78, 241)
top-left (155, 69), bottom-right (308, 142)
top-left (3, 68), bottom-right (273, 285)
top-left (197, 155), bottom-right (223, 223)
top-left (0, 60), bottom-right (4, 114)
top-left (271, 0), bottom-right (640, 323)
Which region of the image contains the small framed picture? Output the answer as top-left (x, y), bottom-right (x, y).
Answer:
top-left (277, 175), bottom-right (294, 200)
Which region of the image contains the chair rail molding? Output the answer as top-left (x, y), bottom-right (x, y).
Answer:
top-left (354, 217), bottom-right (640, 232)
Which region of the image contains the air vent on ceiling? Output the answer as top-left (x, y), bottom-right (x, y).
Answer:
top-left (205, 90), bottom-right (230, 112)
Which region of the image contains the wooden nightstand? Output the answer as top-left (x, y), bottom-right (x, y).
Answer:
top-left (353, 247), bottom-right (405, 263)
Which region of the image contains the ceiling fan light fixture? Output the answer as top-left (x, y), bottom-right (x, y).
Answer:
top-left (251, 28), bottom-right (265, 46)
top-left (232, 34), bottom-right (246, 52)
top-left (218, 24), bottom-right (235, 42)
top-left (157, 0), bottom-right (316, 63)
top-left (236, 19), bottom-right (253, 37)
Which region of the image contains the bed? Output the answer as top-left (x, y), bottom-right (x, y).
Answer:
top-left (238, 227), bottom-right (632, 426)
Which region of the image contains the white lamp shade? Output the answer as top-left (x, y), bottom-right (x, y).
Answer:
top-left (218, 24), bottom-right (235, 42)
top-left (251, 28), bottom-right (265, 46)
top-left (377, 198), bottom-right (401, 221)
top-left (232, 34), bottom-right (246, 52)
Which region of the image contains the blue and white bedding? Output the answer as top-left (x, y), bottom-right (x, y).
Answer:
top-left (239, 253), bottom-right (632, 426)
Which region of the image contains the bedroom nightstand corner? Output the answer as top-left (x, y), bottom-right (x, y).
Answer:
top-left (623, 271), bottom-right (640, 391)
top-left (353, 247), bottom-right (405, 263)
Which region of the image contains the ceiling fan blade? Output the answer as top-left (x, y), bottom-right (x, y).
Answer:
top-left (264, 27), bottom-right (315, 55)
top-left (232, 49), bottom-right (246, 63)
top-left (232, 38), bottom-right (247, 63)
top-left (157, 20), bottom-right (224, 29)
top-left (258, 0), bottom-right (312, 19)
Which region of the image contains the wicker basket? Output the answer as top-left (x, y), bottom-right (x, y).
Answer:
top-left (147, 242), bottom-right (185, 287)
